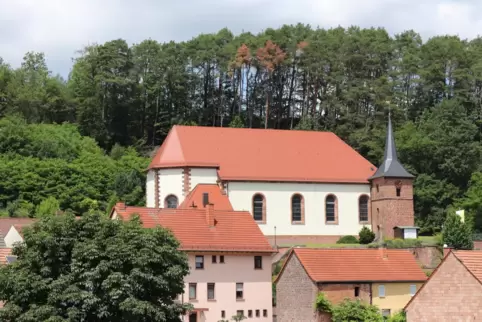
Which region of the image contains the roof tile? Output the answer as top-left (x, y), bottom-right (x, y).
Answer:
top-left (179, 184), bottom-right (233, 211)
top-left (453, 250), bottom-right (482, 283)
top-left (149, 126), bottom-right (376, 183)
top-left (293, 248), bottom-right (427, 282)
top-left (113, 205), bottom-right (274, 253)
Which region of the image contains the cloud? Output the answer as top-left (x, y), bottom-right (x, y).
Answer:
top-left (1, 0), bottom-right (481, 77)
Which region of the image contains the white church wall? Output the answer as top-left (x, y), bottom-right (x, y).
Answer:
top-left (190, 168), bottom-right (218, 189)
top-left (146, 170), bottom-right (156, 207)
top-left (227, 181), bottom-right (370, 236)
top-left (159, 168), bottom-right (184, 206)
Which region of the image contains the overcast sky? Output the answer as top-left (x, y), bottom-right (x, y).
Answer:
top-left (1, 0), bottom-right (481, 77)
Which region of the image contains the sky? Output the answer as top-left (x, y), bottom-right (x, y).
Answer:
top-left (1, 0), bottom-right (481, 77)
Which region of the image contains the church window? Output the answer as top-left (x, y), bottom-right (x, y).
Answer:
top-left (291, 194), bottom-right (304, 223)
top-left (164, 195), bottom-right (178, 208)
top-left (325, 195), bottom-right (337, 223)
top-left (252, 194), bottom-right (266, 223)
top-left (359, 195), bottom-right (369, 222)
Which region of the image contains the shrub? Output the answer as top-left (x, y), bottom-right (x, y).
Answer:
top-left (442, 211), bottom-right (473, 250)
top-left (314, 292), bottom-right (333, 313)
top-left (385, 238), bottom-right (422, 248)
top-left (359, 226), bottom-right (375, 244)
top-left (331, 299), bottom-right (383, 322)
top-left (388, 310), bottom-right (407, 322)
top-left (336, 235), bottom-right (359, 244)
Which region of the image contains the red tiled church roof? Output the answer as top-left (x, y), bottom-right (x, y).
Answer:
top-left (279, 248), bottom-right (427, 283)
top-left (148, 126), bottom-right (376, 183)
top-left (112, 203), bottom-right (274, 253)
top-left (179, 184), bottom-right (233, 211)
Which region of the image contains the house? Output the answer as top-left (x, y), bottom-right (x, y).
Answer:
top-left (146, 115), bottom-right (415, 244)
top-left (405, 250), bottom-right (482, 321)
top-left (0, 218), bottom-right (35, 247)
top-left (275, 248), bottom-right (427, 322)
top-left (111, 192), bottom-right (276, 322)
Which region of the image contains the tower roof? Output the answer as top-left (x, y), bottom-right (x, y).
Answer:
top-left (369, 114), bottom-right (414, 180)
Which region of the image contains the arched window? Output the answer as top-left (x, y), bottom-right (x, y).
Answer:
top-left (359, 195), bottom-right (369, 222)
top-left (325, 195), bottom-right (337, 223)
top-left (165, 195), bottom-right (178, 208)
top-left (252, 194), bottom-right (266, 223)
top-left (291, 194), bottom-right (304, 223)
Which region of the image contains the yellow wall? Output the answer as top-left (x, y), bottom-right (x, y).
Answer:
top-left (372, 282), bottom-right (424, 316)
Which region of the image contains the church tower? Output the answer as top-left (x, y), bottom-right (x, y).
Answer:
top-left (369, 114), bottom-right (415, 240)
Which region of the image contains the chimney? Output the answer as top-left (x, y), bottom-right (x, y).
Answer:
top-left (116, 202), bottom-right (126, 210)
top-left (206, 203), bottom-right (216, 227)
top-left (202, 193), bottom-right (209, 207)
top-left (443, 244), bottom-right (453, 258)
top-left (379, 246), bottom-right (388, 259)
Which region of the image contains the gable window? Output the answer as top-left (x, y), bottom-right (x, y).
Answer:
top-left (325, 195), bottom-right (337, 223)
top-left (291, 194), bottom-right (304, 223)
top-left (236, 283), bottom-right (244, 299)
top-left (207, 283), bottom-right (215, 300)
top-left (189, 283), bottom-right (197, 300)
top-left (165, 195), bottom-right (178, 208)
top-left (410, 284), bottom-right (416, 296)
top-left (195, 255), bottom-right (204, 269)
top-left (254, 256), bottom-right (262, 269)
top-left (378, 285), bottom-right (385, 298)
top-left (359, 195), bottom-right (369, 222)
top-left (252, 194), bottom-right (266, 223)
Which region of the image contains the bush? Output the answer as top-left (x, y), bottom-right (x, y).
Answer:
top-left (385, 238), bottom-right (422, 248)
top-left (336, 235), bottom-right (359, 244)
top-left (314, 292), bottom-right (333, 313)
top-left (388, 310), bottom-right (407, 322)
top-left (331, 299), bottom-right (383, 322)
top-left (359, 226), bottom-right (375, 244)
top-left (442, 211), bottom-right (473, 250)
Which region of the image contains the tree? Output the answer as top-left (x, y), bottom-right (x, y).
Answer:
top-left (331, 299), bottom-right (383, 322)
top-left (359, 226), bottom-right (376, 244)
top-left (442, 211), bottom-right (474, 250)
top-left (35, 196), bottom-right (60, 218)
top-left (0, 213), bottom-right (191, 321)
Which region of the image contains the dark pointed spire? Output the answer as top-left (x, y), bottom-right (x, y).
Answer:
top-left (369, 112), bottom-right (414, 180)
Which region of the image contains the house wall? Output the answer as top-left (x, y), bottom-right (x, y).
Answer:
top-left (276, 254), bottom-right (318, 322)
top-left (146, 170), bottom-right (156, 207)
top-left (318, 283), bottom-right (371, 305)
top-left (190, 168), bottom-right (218, 189)
top-left (372, 282), bottom-right (423, 316)
top-left (405, 253), bottom-right (482, 321)
top-left (182, 253), bottom-right (272, 322)
top-left (4, 226), bottom-right (23, 248)
top-left (227, 181), bottom-right (370, 237)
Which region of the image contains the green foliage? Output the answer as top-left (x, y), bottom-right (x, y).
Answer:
top-left (231, 313), bottom-right (247, 321)
top-left (229, 115), bottom-right (244, 128)
top-left (387, 310), bottom-right (407, 322)
top-left (384, 238), bottom-right (423, 248)
top-left (442, 211), bottom-right (474, 250)
top-left (331, 299), bottom-right (384, 322)
top-left (35, 196), bottom-right (60, 218)
top-left (314, 292), bottom-right (333, 313)
top-left (0, 116), bottom-right (149, 215)
top-left (336, 235), bottom-right (359, 244)
top-left (0, 213), bottom-right (191, 321)
top-left (359, 226), bottom-right (376, 244)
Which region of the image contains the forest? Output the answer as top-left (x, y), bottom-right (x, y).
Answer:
top-left (0, 23), bottom-right (481, 234)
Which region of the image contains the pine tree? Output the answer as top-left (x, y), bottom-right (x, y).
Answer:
top-left (442, 211), bottom-right (473, 250)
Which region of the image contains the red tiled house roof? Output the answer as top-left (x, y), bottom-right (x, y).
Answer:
top-left (111, 203), bottom-right (275, 253)
top-left (148, 126), bottom-right (376, 183)
top-left (0, 248), bottom-right (12, 265)
top-left (179, 184), bottom-right (233, 211)
top-left (276, 248), bottom-right (427, 283)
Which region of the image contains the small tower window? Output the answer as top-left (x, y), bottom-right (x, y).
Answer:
top-left (396, 187), bottom-right (401, 197)
top-left (376, 184), bottom-right (379, 193)
top-left (395, 180), bottom-right (402, 197)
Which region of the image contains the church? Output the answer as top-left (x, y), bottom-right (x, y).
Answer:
top-left (146, 115), bottom-right (416, 245)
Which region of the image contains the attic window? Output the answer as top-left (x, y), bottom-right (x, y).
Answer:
top-left (165, 195), bottom-right (178, 208)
